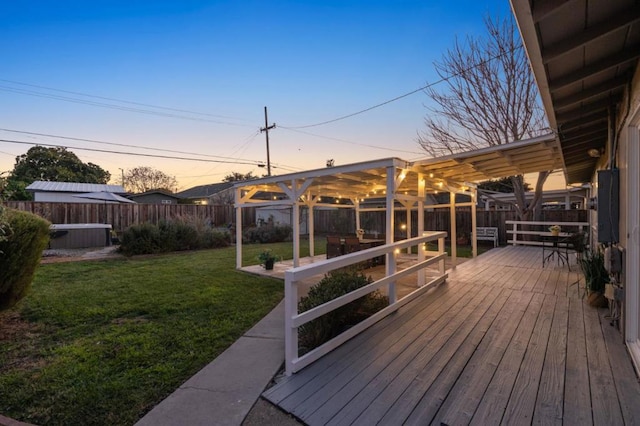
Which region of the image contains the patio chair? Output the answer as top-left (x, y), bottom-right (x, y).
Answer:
top-left (326, 236), bottom-right (343, 258)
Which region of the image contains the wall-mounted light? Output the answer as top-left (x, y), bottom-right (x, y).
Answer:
top-left (588, 148), bottom-right (602, 158)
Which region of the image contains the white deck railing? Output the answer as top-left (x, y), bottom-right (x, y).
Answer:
top-left (285, 231), bottom-right (447, 375)
top-left (506, 220), bottom-right (589, 246)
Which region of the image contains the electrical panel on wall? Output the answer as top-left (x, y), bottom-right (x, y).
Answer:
top-left (597, 169), bottom-right (619, 243)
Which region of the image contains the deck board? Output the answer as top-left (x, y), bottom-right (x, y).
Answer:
top-left (263, 246), bottom-right (640, 425)
top-left (564, 297), bottom-right (592, 425)
top-left (469, 292), bottom-right (545, 425)
top-left (533, 294), bottom-right (568, 425)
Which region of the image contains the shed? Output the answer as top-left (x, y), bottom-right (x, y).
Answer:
top-left (26, 181), bottom-right (127, 203)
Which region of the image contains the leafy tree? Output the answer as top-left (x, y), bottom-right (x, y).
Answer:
top-left (418, 15), bottom-right (550, 221)
top-left (6, 146), bottom-right (110, 200)
top-left (10, 146), bottom-right (110, 184)
top-left (223, 171), bottom-right (258, 182)
top-left (124, 166), bottom-right (177, 193)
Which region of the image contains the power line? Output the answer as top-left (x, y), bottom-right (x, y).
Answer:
top-left (0, 85), bottom-right (256, 128)
top-left (0, 139), bottom-right (265, 166)
top-left (0, 78), bottom-right (254, 123)
top-left (285, 45), bottom-right (522, 129)
top-left (279, 126), bottom-right (425, 155)
top-left (0, 128), bottom-right (265, 163)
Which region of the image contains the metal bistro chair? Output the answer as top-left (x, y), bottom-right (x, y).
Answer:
top-left (326, 236), bottom-right (343, 259)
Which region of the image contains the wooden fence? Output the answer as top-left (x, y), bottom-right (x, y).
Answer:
top-left (5, 202), bottom-right (256, 231)
top-left (6, 201), bottom-right (588, 245)
top-left (313, 208), bottom-right (588, 245)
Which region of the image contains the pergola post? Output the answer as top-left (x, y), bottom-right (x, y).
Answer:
top-left (405, 202), bottom-right (411, 253)
top-left (292, 179), bottom-right (300, 267)
top-left (386, 166), bottom-right (396, 304)
top-left (307, 193), bottom-right (315, 258)
top-left (471, 187), bottom-right (478, 258)
top-left (354, 199), bottom-right (361, 232)
top-left (450, 191), bottom-right (457, 269)
top-left (417, 174), bottom-right (425, 287)
top-left (235, 187), bottom-right (243, 269)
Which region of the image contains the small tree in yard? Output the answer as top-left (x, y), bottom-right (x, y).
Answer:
top-left (418, 15), bottom-right (550, 221)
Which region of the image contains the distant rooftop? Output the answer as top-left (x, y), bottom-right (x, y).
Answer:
top-left (26, 181), bottom-right (126, 194)
top-left (176, 182), bottom-right (234, 199)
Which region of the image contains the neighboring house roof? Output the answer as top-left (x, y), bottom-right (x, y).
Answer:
top-left (128, 189), bottom-right (181, 201)
top-left (26, 180), bottom-right (126, 194)
top-left (176, 182), bottom-right (234, 199)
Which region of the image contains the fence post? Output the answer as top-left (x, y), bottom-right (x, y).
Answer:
top-left (512, 222), bottom-right (518, 246)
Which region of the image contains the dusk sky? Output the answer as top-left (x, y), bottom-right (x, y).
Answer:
top-left (1, 1), bottom-right (564, 191)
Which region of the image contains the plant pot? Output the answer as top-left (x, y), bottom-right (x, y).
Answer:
top-left (551, 230), bottom-right (560, 236)
top-left (264, 259), bottom-right (274, 270)
top-left (587, 291), bottom-right (608, 308)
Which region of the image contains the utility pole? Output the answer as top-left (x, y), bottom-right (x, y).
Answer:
top-left (259, 106), bottom-right (276, 176)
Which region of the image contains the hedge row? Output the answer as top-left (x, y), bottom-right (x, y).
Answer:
top-left (119, 217), bottom-right (231, 256)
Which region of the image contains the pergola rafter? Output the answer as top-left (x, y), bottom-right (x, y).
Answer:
top-left (234, 133), bottom-right (561, 269)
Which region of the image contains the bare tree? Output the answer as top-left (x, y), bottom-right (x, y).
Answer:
top-left (124, 166), bottom-right (178, 193)
top-left (419, 15), bottom-right (550, 220)
top-left (208, 189), bottom-right (235, 205)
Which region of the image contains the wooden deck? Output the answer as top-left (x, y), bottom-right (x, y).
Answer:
top-left (263, 246), bottom-right (640, 425)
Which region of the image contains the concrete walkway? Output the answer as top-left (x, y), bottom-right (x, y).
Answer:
top-left (135, 300), bottom-right (293, 426)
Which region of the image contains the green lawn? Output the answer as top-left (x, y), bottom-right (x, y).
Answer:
top-left (0, 240), bottom-right (316, 426)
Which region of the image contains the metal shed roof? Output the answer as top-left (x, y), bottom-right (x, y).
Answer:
top-left (511, 0), bottom-right (640, 184)
top-left (26, 181), bottom-right (126, 194)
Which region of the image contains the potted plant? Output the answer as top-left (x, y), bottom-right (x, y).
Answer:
top-left (578, 247), bottom-right (609, 307)
top-left (549, 224), bottom-right (561, 236)
top-left (258, 249), bottom-right (278, 270)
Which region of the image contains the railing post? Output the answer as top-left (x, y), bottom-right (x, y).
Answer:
top-left (438, 236), bottom-right (445, 274)
top-left (388, 249), bottom-right (397, 304)
top-left (512, 222), bottom-right (518, 246)
top-left (284, 271), bottom-right (298, 376)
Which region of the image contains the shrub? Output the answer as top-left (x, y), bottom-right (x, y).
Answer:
top-left (298, 269), bottom-right (388, 354)
top-left (200, 228), bottom-right (231, 249)
top-left (119, 216), bottom-right (230, 256)
top-left (242, 224), bottom-right (292, 244)
top-left (119, 223), bottom-right (162, 256)
top-left (0, 205), bottom-right (9, 249)
top-left (0, 208), bottom-right (50, 311)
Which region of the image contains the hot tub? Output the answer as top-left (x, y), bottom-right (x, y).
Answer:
top-left (49, 224), bottom-right (112, 249)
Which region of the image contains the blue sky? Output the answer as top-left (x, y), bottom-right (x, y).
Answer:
top-left (0, 1), bottom-right (519, 190)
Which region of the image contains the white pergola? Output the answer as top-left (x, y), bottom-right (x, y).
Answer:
top-left (234, 133), bottom-right (563, 269)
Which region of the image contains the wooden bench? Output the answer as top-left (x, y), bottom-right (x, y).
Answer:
top-left (475, 227), bottom-right (499, 247)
